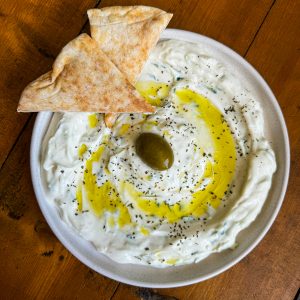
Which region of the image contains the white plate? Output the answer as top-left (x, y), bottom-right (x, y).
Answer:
top-left (30, 29), bottom-right (290, 288)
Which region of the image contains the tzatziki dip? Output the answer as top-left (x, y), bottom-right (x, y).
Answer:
top-left (42, 39), bottom-right (276, 267)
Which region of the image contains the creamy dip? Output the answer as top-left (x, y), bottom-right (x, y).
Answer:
top-left (42, 39), bottom-right (276, 267)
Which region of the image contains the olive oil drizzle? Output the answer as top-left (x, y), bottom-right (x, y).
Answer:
top-left (75, 83), bottom-right (236, 225)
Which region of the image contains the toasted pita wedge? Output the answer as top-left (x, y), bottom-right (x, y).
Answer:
top-left (17, 33), bottom-right (154, 113)
top-left (88, 6), bottom-right (172, 126)
top-left (88, 6), bottom-right (172, 85)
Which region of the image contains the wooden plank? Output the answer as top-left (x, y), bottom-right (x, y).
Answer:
top-left (0, 0), bottom-right (98, 168)
top-left (112, 0), bottom-right (300, 299)
top-left (0, 117), bottom-right (119, 299)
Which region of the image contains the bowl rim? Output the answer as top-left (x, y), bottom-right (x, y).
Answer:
top-left (30, 28), bottom-right (290, 288)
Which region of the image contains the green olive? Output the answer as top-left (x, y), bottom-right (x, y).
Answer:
top-left (135, 132), bottom-right (174, 171)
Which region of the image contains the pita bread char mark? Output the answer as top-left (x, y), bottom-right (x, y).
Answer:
top-left (17, 33), bottom-right (154, 113)
top-left (88, 6), bottom-right (172, 128)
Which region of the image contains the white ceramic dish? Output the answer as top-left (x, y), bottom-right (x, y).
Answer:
top-left (30, 29), bottom-right (290, 288)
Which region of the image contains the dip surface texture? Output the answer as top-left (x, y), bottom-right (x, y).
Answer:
top-left (42, 39), bottom-right (276, 267)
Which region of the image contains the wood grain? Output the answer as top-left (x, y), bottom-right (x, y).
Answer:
top-left (0, 0), bottom-right (299, 299)
top-left (0, 0), bottom-right (98, 168)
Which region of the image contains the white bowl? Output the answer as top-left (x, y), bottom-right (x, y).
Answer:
top-left (30, 29), bottom-right (290, 288)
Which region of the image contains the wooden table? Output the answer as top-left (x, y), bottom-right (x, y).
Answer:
top-left (0, 0), bottom-right (299, 299)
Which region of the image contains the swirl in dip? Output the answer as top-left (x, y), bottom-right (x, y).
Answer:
top-left (42, 40), bottom-right (276, 267)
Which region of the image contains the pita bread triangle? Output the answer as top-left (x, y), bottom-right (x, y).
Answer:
top-left (88, 6), bottom-right (172, 126)
top-left (17, 33), bottom-right (154, 113)
top-left (88, 6), bottom-right (172, 85)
